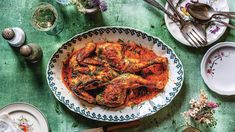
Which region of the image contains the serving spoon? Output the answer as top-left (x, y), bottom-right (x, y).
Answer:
top-left (188, 3), bottom-right (235, 21)
top-left (188, 3), bottom-right (235, 29)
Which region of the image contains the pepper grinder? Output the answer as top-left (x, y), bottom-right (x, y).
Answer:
top-left (20, 43), bottom-right (43, 63)
top-left (2, 27), bottom-right (26, 47)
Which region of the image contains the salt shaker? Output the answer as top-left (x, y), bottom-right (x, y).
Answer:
top-left (2, 27), bottom-right (26, 47)
top-left (20, 43), bottom-right (43, 63)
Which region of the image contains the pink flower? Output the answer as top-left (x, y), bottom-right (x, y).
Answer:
top-left (208, 59), bottom-right (212, 64)
top-left (221, 52), bottom-right (224, 56)
top-left (210, 26), bottom-right (220, 34)
top-left (207, 102), bottom-right (219, 108)
top-left (207, 69), bottom-right (212, 74)
top-left (185, 3), bottom-right (190, 11)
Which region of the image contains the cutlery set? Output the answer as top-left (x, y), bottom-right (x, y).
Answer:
top-left (144, 0), bottom-right (235, 48)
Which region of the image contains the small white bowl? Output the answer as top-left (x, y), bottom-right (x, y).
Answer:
top-left (201, 42), bottom-right (235, 95)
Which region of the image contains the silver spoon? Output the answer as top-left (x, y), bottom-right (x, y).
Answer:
top-left (188, 3), bottom-right (235, 29)
top-left (188, 3), bottom-right (235, 21)
top-left (200, 19), bottom-right (235, 29)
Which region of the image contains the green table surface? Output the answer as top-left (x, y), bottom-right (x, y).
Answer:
top-left (0, 0), bottom-right (235, 132)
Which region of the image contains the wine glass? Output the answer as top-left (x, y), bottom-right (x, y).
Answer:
top-left (31, 2), bottom-right (64, 35)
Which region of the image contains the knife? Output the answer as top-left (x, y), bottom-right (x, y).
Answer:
top-left (144, 0), bottom-right (180, 22)
top-left (82, 120), bottom-right (140, 132)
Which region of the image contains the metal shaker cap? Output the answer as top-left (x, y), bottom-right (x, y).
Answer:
top-left (20, 45), bottom-right (32, 57)
top-left (2, 28), bottom-right (15, 40)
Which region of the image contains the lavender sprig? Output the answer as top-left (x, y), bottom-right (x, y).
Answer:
top-left (70, 0), bottom-right (107, 13)
top-left (99, 0), bottom-right (107, 11)
top-left (88, 0), bottom-right (100, 7)
top-left (88, 0), bottom-right (107, 12)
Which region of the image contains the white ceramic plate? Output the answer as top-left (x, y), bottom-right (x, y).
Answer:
top-left (46, 26), bottom-right (184, 122)
top-left (201, 42), bottom-right (235, 95)
top-left (164, 0), bottom-right (229, 47)
top-left (0, 103), bottom-right (49, 132)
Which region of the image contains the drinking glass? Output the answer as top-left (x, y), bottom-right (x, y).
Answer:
top-left (31, 2), bottom-right (64, 35)
top-left (176, 124), bottom-right (201, 132)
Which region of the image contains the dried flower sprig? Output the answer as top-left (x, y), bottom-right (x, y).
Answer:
top-left (71, 0), bottom-right (107, 13)
top-left (183, 90), bottom-right (219, 127)
top-left (98, 0), bottom-right (108, 12)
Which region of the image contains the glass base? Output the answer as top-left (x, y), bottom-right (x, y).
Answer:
top-left (46, 21), bottom-right (64, 35)
top-left (182, 127), bottom-right (200, 132)
top-left (176, 125), bottom-right (201, 132)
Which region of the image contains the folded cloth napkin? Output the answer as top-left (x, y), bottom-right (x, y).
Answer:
top-left (0, 114), bottom-right (22, 132)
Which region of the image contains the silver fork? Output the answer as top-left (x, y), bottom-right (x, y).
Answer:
top-left (166, 0), bottom-right (207, 47)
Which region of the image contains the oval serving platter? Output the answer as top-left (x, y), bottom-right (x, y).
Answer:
top-left (46, 27), bottom-right (184, 122)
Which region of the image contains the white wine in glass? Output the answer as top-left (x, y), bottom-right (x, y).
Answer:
top-left (32, 2), bottom-right (64, 35)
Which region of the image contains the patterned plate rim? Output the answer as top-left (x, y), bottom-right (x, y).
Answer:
top-left (46, 26), bottom-right (184, 122)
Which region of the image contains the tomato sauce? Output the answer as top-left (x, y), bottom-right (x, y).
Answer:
top-left (61, 41), bottom-right (169, 107)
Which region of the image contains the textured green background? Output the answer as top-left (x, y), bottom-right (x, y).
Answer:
top-left (0, 0), bottom-right (235, 131)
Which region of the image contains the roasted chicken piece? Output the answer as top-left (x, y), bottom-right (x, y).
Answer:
top-left (70, 66), bottom-right (120, 103)
top-left (96, 73), bottom-right (158, 107)
top-left (107, 73), bottom-right (157, 89)
top-left (96, 86), bottom-right (127, 108)
top-left (65, 47), bottom-right (120, 104)
top-left (68, 51), bottom-right (119, 87)
top-left (96, 42), bottom-right (168, 73)
top-left (71, 65), bottom-right (119, 89)
top-left (73, 89), bottom-right (96, 104)
top-left (63, 41), bottom-right (168, 107)
top-left (82, 57), bottom-right (103, 66)
top-left (76, 42), bottom-right (168, 73)
top-left (77, 42), bottom-right (96, 62)
top-left (68, 74), bottom-right (99, 104)
top-left (68, 74), bottom-right (98, 90)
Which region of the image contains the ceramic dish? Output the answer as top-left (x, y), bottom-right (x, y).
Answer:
top-left (0, 103), bottom-right (49, 132)
top-left (164, 0), bottom-right (229, 47)
top-left (46, 27), bottom-right (184, 122)
top-left (201, 42), bottom-right (235, 95)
